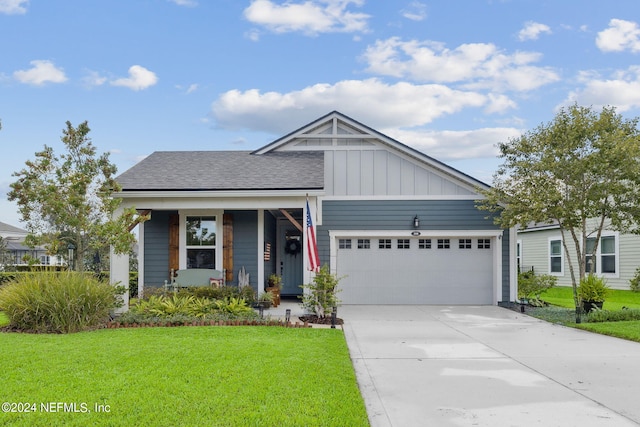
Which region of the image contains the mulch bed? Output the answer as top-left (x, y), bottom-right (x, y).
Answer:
top-left (298, 315), bottom-right (344, 325)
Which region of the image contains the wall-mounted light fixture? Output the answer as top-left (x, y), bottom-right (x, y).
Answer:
top-left (413, 215), bottom-right (420, 229)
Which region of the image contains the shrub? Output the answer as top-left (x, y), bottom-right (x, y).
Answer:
top-left (517, 271), bottom-right (556, 304)
top-left (629, 267), bottom-right (640, 292)
top-left (0, 272), bottom-right (119, 333)
top-left (300, 265), bottom-right (342, 319)
top-left (578, 274), bottom-right (609, 302)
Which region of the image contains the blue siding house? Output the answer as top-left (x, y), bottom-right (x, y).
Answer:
top-left (111, 111), bottom-right (516, 308)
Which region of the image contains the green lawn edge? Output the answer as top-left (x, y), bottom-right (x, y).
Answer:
top-left (523, 286), bottom-right (640, 343)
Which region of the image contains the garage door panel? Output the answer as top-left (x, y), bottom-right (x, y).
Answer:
top-left (336, 237), bottom-right (494, 305)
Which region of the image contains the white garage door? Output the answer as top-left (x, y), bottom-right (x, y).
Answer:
top-left (336, 236), bottom-right (494, 305)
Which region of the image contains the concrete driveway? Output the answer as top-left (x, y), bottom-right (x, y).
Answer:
top-left (340, 305), bottom-right (640, 427)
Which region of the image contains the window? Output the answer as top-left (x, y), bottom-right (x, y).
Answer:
top-left (419, 239), bottom-right (431, 249)
top-left (357, 239), bottom-right (370, 249)
top-left (186, 216), bottom-right (216, 269)
top-left (339, 239), bottom-right (352, 249)
top-left (586, 235), bottom-right (617, 274)
top-left (378, 239), bottom-right (391, 249)
top-left (601, 236), bottom-right (616, 273)
top-left (459, 239), bottom-right (472, 249)
top-left (478, 239), bottom-right (491, 249)
top-left (437, 239), bottom-right (450, 249)
top-left (397, 239), bottom-right (410, 249)
top-left (550, 239), bottom-right (562, 274)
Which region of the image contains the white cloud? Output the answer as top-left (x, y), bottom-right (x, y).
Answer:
top-left (384, 127), bottom-right (521, 161)
top-left (82, 70), bottom-right (108, 88)
top-left (562, 66), bottom-right (640, 112)
top-left (211, 78), bottom-right (490, 134)
top-left (168, 0), bottom-right (197, 6)
top-left (0, 0), bottom-right (28, 15)
top-left (401, 1), bottom-right (427, 22)
top-left (110, 65), bottom-right (158, 91)
top-left (596, 19), bottom-right (640, 53)
top-left (243, 0), bottom-right (369, 35)
top-left (13, 60), bottom-right (67, 86)
top-left (518, 21), bottom-right (551, 41)
top-left (361, 37), bottom-right (559, 92)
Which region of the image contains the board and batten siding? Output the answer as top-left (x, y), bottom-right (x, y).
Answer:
top-left (323, 149), bottom-right (476, 197)
top-left (317, 199), bottom-right (510, 298)
top-left (143, 210), bottom-right (175, 288)
top-left (228, 210), bottom-right (259, 290)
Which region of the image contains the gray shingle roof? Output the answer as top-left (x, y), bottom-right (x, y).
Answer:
top-left (116, 151), bottom-right (324, 191)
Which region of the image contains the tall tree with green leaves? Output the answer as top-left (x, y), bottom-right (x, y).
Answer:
top-left (478, 104), bottom-right (640, 321)
top-left (8, 121), bottom-right (147, 272)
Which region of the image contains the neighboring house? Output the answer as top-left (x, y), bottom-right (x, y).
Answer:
top-left (0, 221), bottom-right (51, 267)
top-left (517, 220), bottom-right (640, 290)
top-left (111, 111), bottom-right (516, 309)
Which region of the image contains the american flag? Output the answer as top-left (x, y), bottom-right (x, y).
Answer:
top-left (306, 199), bottom-right (320, 272)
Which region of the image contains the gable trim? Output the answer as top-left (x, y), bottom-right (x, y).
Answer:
top-left (252, 111), bottom-right (490, 192)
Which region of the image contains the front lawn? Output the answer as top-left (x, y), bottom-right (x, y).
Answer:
top-left (524, 286), bottom-right (640, 343)
top-left (0, 326), bottom-right (369, 427)
top-left (541, 286), bottom-right (640, 310)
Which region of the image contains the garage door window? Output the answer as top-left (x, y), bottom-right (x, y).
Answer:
top-left (378, 239), bottom-right (391, 249)
top-left (459, 239), bottom-right (472, 249)
top-left (437, 239), bottom-right (450, 249)
top-left (397, 239), bottom-right (410, 249)
top-left (357, 239), bottom-right (370, 249)
top-left (478, 239), bottom-right (491, 249)
top-left (419, 239), bottom-right (432, 249)
top-left (339, 239), bottom-right (351, 249)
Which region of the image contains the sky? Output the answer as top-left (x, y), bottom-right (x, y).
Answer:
top-left (2, 0), bottom-right (640, 228)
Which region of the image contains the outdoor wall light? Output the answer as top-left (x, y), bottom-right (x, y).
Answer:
top-left (413, 215), bottom-right (420, 229)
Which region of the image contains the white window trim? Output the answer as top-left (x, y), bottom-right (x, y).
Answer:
top-left (584, 231), bottom-right (620, 279)
top-left (179, 210), bottom-right (224, 270)
top-left (548, 237), bottom-right (563, 276)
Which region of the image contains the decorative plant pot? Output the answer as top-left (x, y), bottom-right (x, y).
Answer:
top-left (266, 287), bottom-right (281, 307)
top-left (582, 300), bottom-right (603, 313)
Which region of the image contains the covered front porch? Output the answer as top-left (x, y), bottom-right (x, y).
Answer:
top-left (111, 194), bottom-right (320, 311)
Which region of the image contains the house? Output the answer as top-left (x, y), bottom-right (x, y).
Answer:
top-left (110, 111), bottom-right (516, 309)
top-left (0, 221), bottom-right (51, 267)
top-left (517, 220), bottom-right (639, 290)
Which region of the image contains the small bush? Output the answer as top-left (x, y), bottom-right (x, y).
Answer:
top-left (300, 265), bottom-right (342, 319)
top-left (0, 272), bottom-right (119, 333)
top-left (578, 274), bottom-right (609, 302)
top-left (518, 271), bottom-right (556, 304)
top-left (629, 267), bottom-right (640, 292)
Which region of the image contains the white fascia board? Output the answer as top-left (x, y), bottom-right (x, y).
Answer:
top-left (321, 195), bottom-right (482, 201)
top-left (115, 190), bottom-right (324, 210)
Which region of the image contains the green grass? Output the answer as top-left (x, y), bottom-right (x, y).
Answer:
top-left (575, 321), bottom-right (640, 342)
top-left (541, 286), bottom-right (640, 310)
top-left (525, 286), bottom-right (640, 342)
top-left (0, 326), bottom-right (369, 427)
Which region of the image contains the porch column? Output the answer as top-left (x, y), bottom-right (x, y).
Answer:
top-left (257, 209), bottom-right (265, 296)
top-left (110, 248), bottom-right (130, 314)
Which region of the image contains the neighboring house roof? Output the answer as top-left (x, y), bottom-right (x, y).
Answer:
top-left (116, 151), bottom-right (324, 191)
top-left (0, 221), bottom-right (28, 241)
top-left (0, 221), bottom-right (27, 236)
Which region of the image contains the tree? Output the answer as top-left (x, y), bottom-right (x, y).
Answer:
top-left (478, 104), bottom-right (640, 321)
top-left (8, 121), bottom-right (147, 272)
